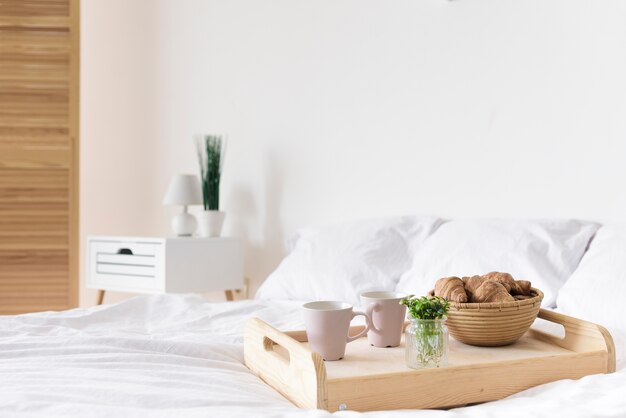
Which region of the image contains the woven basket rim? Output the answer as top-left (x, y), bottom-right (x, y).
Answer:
top-left (427, 287), bottom-right (544, 310)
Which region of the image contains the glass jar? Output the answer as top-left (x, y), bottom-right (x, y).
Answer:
top-left (405, 317), bottom-right (449, 369)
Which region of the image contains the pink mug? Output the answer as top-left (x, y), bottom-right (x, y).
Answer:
top-left (361, 291), bottom-right (407, 348)
top-left (303, 301), bottom-right (371, 361)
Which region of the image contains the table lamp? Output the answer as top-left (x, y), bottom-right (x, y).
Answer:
top-left (162, 174), bottom-right (203, 236)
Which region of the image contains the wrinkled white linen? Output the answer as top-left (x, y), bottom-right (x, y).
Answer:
top-left (0, 294), bottom-right (624, 418)
top-left (396, 219), bottom-right (599, 307)
top-left (256, 216), bottom-right (443, 306)
top-left (557, 224), bottom-right (626, 330)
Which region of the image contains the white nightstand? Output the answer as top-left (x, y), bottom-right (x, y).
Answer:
top-left (87, 236), bottom-right (244, 304)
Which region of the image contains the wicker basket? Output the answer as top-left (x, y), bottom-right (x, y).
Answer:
top-left (427, 288), bottom-right (544, 347)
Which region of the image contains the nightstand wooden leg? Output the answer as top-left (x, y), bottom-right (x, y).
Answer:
top-left (97, 289), bottom-right (106, 305)
top-left (235, 277), bottom-right (250, 299)
top-left (225, 290), bottom-right (234, 301)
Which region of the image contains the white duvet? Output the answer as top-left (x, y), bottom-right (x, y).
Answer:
top-left (1, 295), bottom-right (625, 418)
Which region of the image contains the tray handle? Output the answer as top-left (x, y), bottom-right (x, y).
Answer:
top-left (244, 318), bottom-right (327, 409)
top-left (533, 309), bottom-right (616, 373)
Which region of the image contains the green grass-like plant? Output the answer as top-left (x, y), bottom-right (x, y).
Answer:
top-left (401, 295), bottom-right (450, 368)
top-left (400, 295), bottom-right (449, 320)
top-left (196, 135), bottom-right (223, 211)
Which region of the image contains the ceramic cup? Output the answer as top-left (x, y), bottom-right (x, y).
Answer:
top-left (303, 301), bottom-right (371, 361)
top-left (360, 291), bottom-right (407, 348)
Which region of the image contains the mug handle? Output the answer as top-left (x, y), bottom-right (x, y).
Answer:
top-left (365, 302), bottom-right (382, 335)
top-left (346, 310), bottom-right (371, 343)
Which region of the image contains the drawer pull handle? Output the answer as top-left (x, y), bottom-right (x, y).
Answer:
top-left (117, 248), bottom-right (134, 255)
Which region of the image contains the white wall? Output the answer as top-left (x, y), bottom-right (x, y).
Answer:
top-left (80, 0), bottom-right (160, 304)
top-left (81, 0), bottom-right (626, 305)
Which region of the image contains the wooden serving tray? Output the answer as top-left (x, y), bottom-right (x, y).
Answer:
top-left (244, 309), bottom-right (615, 412)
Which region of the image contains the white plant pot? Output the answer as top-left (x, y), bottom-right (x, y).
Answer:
top-left (196, 210), bottom-right (226, 237)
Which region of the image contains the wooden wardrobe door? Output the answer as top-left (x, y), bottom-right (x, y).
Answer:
top-left (0, 0), bottom-right (79, 313)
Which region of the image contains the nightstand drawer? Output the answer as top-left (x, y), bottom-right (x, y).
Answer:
top-left (91, 241), bottom-right (159, 257)
top-left (96, 263), bottom-right (155, 276)
top-left (96, 253), bottom-right (155, 266)
top-left (86, 236), bottom-right (244, 297)
top-left (88, 239), bottom-right (165, 293)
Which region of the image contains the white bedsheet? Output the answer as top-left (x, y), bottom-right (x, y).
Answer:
top-left (0, 295), bottom-right (624, 418)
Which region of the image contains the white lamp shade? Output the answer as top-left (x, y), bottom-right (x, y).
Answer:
top-left (162, 174), bottom-right (203, 206)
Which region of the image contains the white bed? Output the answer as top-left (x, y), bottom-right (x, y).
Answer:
top-left (3, 217), bottom-right (626, 417)
top-left (0, 294), bottom-right (625, 418)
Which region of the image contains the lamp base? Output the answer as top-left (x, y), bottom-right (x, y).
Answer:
top-left (172, 212), bottom-right (197, 237)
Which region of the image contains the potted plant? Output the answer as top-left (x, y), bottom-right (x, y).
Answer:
top-left (195, 134), bottom-right (226, 237)
top-left (400, 295), bottom-right (450, 369)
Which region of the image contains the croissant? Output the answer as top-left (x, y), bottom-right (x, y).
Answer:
top-left (481, 271), bottom-right (522, 294)
top-left (434, 276), bottom-right (468, 303)
top-left (462, 275), bottom-right (487, 301)
top-left (471, 280), bottom-right (515, 303)
top-left (515, 280), bottom-right (532, 296)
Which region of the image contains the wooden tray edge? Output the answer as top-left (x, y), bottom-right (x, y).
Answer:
top-left (244, 309), bottom-right (616, 412)
top-left (243, 317), bottom-right (328, 409)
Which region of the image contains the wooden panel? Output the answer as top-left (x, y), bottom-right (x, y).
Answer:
top-left (0, 1), bottom-right (69, 17)
top-left (0, 0), bottom-right (77, 314)
top-left (0, 167), bottom-right (68, 253)
top-left (0, 250), bottom-right (69, 311)
top-left (0, 27), bottom-right (70, 131)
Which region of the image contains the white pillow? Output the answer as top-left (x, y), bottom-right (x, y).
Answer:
top-left (395, 219), bottom-right (599, 307)
top-left (557, 225), bottom-right (626, 330)
top-left (255, 216), bottom-right (443, 306)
